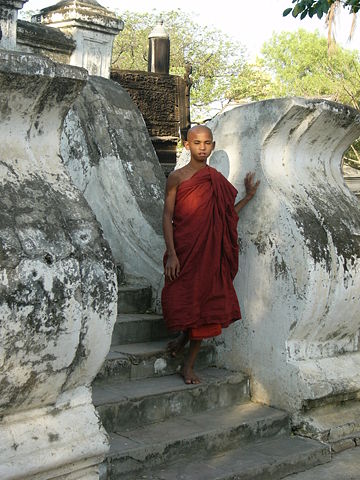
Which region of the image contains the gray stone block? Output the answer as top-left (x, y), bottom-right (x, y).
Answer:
top-left (95, 340), bottom-right (216, 382)
top-left (127, 435), bottom-right (330, 480)
top-left (94, 368), bottom-right (249, 431)
top-left (111, 313), bottom-right (172, 345)
top-left (117, 285), bottom-right (152, 314)
top-left (292, 399), bottom-right (360, 446)
top-left (331, 438), bottom-right (357, 453)
top-left (284, 445), bottom-right (360, 480)
top-left (106, 402), bottom-right (290, 476)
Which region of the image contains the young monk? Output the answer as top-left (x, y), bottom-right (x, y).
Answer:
top-left (161, 125), bottom-right (259, 384)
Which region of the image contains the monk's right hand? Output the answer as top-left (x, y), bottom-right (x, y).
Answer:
top-left (165, 253), bottom-right (180, 281)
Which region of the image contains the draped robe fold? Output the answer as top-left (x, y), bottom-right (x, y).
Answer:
top-left (161, 165), bottom-right (241, 338)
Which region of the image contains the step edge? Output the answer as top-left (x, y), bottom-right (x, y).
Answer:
top-left (126, 437), bottom-right (331, 480)
top-left (93, 369), bottom-right (248, 404)
top-left (105, 341), bottom-right (215, 358)
top-left (107, 406), bottom-right (290, 458)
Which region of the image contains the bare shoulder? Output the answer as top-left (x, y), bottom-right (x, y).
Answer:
top-left (173, 164), bottom-right (199, 183)
top-left (166, 169), bottom-right (182, 191)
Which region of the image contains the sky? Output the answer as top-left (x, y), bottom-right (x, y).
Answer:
top-left (23, 0), bottom-right (360, 60)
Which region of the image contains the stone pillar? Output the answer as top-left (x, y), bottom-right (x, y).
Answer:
top-left (148, 20), bottom-right (170, 74)
top-left (0, 0), bottom-right (28, 50)
top-left (0, 49), bottom-right (117, 479)
top-left (34, 0), bottom-right (123, 78)
top-left (205, 98), bottom-right (360, 421)
top-left (180, 63), bottom-right (192, 142)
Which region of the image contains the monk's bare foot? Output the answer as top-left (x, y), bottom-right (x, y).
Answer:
top-left (181, 365), bottom-right (201, 385)
top-left (167, 331), bottom-right (189, 357)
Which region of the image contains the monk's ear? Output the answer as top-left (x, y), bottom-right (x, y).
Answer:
top-left (184, 141), bottom-right (190, 151)
top-left (212, 141), bottom-right (216, 151)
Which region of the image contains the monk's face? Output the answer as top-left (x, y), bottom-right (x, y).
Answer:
top-left (184, 127), bottom-right (215, 163)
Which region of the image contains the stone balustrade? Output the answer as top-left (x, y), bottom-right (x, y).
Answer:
top-left (60, 75), bottom-right (166, 307)
top-left (0, 48), bottom-right (117, 480)
top-left (207, 98), bottom-right (360, 417)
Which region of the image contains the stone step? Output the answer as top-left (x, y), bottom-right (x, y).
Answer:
top-left (284, 446), bottom-right (360, 479)
top-left (104, 402), bottom-right (292, 477)
top-left (117, 284), bottom-right (152, 314)
top-left (111, 313), bottom-right (172, 345)
top-left (95, 339), bottom-right (216, 382)
top-left (293, 399), bottom-right (360, 452)
top-left (122, 435), bottom-right (331, 480)
top-left (93, 367), bottom-right (249, 432)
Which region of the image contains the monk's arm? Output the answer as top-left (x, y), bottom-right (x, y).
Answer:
top-left (162, 173), bottom-right (180, 281)
top-left (234, 172), bottom-right (260, 215)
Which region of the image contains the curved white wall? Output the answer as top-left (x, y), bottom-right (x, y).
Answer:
top-left (208, 98), bottom-right (360, 412)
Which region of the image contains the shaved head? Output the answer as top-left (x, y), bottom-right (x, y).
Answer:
top-left (186, 125), bottom-right (213, 141)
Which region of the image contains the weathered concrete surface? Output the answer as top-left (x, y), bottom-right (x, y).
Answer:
top-left (110, 313), bottom-right (171, 345)
top-left (96, 338), bottom-right (215, 382)
top-left (0, 50), bottom-right (117, 479)
top-left (17, 19), bottom-right (75, 64)
top-left (61, 75), bottom-right (165, 305)
top-left (0, 0), bottom-right (28, 50)
top-left (293, 398), bottom-right (360, 450)
top-left (137, 436), bottom-right (330, 480)
top-left (106, 403), bottom-right (330, 479)
top-left (95, 277), bottom-right (330, 480)
top-left (198, 99), bottom-right (360, 417)
top-left (286, 445), bottom-right (360, 479)
top-left (36, 0), bottom-right (123, 78)
top-left (117, 284), bottom-right (152, 314)
top-left (94, 368), bottom-right (249, 431)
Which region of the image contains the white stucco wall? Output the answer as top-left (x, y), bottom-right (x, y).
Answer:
top-left (205, 98), bottom-right (360, 412)
top-left (61, 76), bottom-right (166, 307)
top-left (0, 50), bottom-right (117, 479)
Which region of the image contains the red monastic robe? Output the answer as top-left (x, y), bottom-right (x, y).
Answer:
top-left (161, 165), bottom-right (241, 339)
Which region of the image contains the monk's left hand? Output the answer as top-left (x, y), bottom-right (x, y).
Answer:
top-left (244, 172), bottom-right (260, 200)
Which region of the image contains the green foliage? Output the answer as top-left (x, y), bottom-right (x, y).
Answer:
top-left (112, 10), bottom-right (247, 120)
top-left (283, 0), bottom-right (360, 19)
top-left (344, 138), bottom-right (360, 168)
top-left (261, 29), bottom-right (360, 169)
top-left (227, 64), bottom-right (274, 102)
top-left (260, 29), bottom-right (360, 108)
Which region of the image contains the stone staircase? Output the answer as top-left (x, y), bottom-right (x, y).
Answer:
top-left (92, 284), bottom-right (331, 480)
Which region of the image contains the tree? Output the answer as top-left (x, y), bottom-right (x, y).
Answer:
top-left (260, 29), bottom-right (360, 108)
top-left (111, 10), bottom-right (247, 120)
top-left (283, 1), bottom-right (360, 49)
top-left (283, 0), bottom-right (360, 20)
top-left (260, 29), bottom-right (360, 169)
top-left (226, 63), bottom-right (274, 103)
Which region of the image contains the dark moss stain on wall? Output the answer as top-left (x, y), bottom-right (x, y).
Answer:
top-left (294, 184), bottom-right (360, 274)
top-left (63, 76), bottom-right (166, 236)
top-left (253, 231), bottom-right (269, 255)
top-left (0, 174), bottom-right (116, 413)
top-left (274, 255), bottom-right (288, 279)
top-left (48, 433), bottom-right (60, 442)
